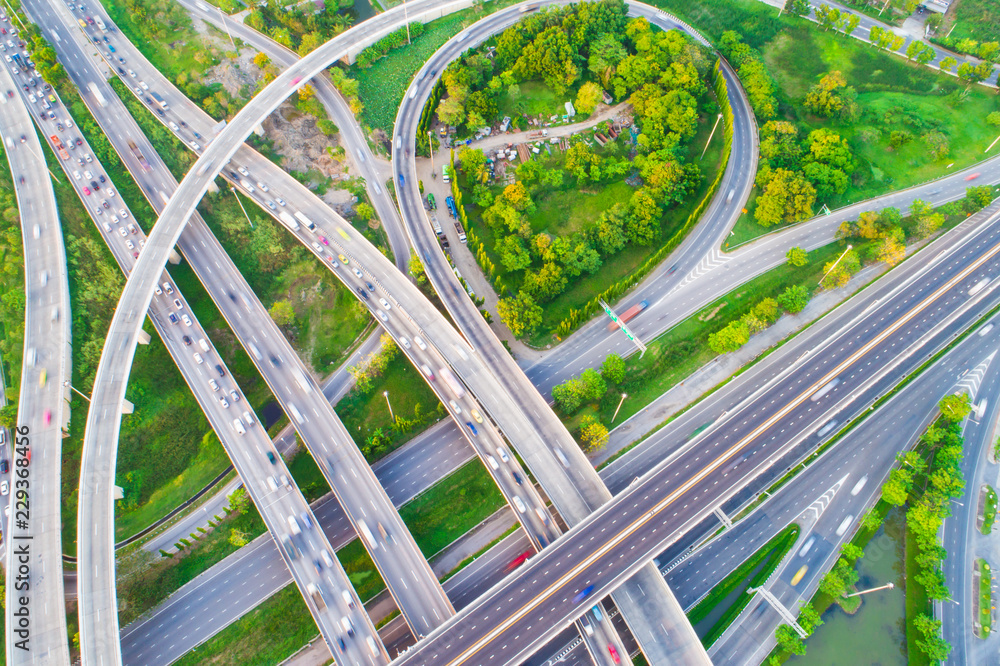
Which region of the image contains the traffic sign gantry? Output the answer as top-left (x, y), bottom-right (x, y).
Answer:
top-left (600, 299), bottom-right (648, 358)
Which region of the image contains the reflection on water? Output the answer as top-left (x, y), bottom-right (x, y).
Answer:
top-left (788, 508), bottom-right (907, 666)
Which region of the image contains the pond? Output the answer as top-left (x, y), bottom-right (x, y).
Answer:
top-left (788, 508), bottom-right (907, 666)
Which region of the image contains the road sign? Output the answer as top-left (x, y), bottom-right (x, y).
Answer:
top-left (600, 299), bottom-right (648, 358)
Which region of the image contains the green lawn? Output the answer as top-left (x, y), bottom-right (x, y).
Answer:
top-left (0, 143), bottom-right (24, 408)
top-left (982, 485), bottom-right (998, 535)
top-left (904, 520), bottom-right (931, 666)
top-left (498, 79), bottom-right (575, 119)
top-left (977, 558), bottom-right (993, 638)
top-left (527, 180), bottom-right (634, 237)
top-left (335, 354), bottom-right (445, 462)
top-left (171, 583), bottom-right (319, 666)
top-left (687, 524), bottom-right (800, 647)
top-left (949, 0), bottom-right (1000, 44)
top-left (590, 243), bottom-right (844, 428)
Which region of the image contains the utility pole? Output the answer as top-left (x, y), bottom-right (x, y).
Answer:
top-left (700, 113), bottom-right (723, 160)
top-left (220, 8), bottom-right (237, 53)
top-left (612, 393), bottom-right (628, 422)
top-left (428, 130), bottom-right (435, 175)
top-left (230, 187), bottom-right (254, 228)
top-left (819, 244), bottom-right (853, 286)
top-left (383, 390), bottom-right (395, 420)
top-left (403, 0), bottom-right (411, 44)
top-left (844, 581), bottom-right (895, 598)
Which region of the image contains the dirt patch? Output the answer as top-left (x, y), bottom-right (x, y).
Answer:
top-left (202, 49), bottom-right (259, 99)
top-left (698, 302), bottom-right (727, 322)
top-left (261, 102), bottom-right (347, 181)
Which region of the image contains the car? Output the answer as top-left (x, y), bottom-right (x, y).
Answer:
top-left (486, 454), bottom-right (498, 470)
top-left (466, 421), bottom-right (478, 436)
top-left (43, 410), bottom-right (51, 425)
top-left (101, 200), bottom-right (109, 209)
top-left (73, 170), bottom-right (81, 180)
top-left (139, 81), bottom-right (148, 90)
top-left (18, 134), bottom-right (24, 143)
top-left (318, 235), bottom-right (329, 245)
top-left (791, 565), bottom-right (809, 586)
top-left (311, 241), bottom-right (323, 253)
top-left (275, 197), bottom-right (286, 206)
top-left (400, 337), bottom-right (411, 349)
top-left (98, 174), bottom-right (104, 182)
top-left (169, 121), bottom-right (179, 131)
top-left (125, 240), bottom-right (134, 250)
top-left (365, 281), bottom-right (375, 292)
top-left (215, 364), bottom-right (226, 377)
top-left (266, 476), bottom-right (278, 492)
top-left (267, 451), bottom-right (277, 464)
top-left (497, 447), bottom-right (510, 463)
top-left (189, 141), bottom-right (200, 151)
top-left (512, 471), bottom-right (523, 485)
top-left (352, 267), bottom-right (363, 279)
top-left (340, 587), bottom-right (353, 607)
top-left (181, 314), bottom-right (192, 326)
top-left (573, 585), bottom-right (595, 603)
top-left (168, 313), bottom-right (178, 324)
top-left (470, 409), bottom-right (483, 423)
top-left (90, 180), bottom-right (100, 190)
top-left (512, 496), bottom-right (526, 513)
top-left (75, 138), bottom-right (82, 146)
top-left (607, 645), bottom-right (621, 664)
top-left (193, 352), bottom-right (204, 364)
top-left (82, 186), bottom-right (91, 195)
top-left (965, 172), bottom-right (981, 181)
top-left (0, 459), bottom-right (8, 474)
top-left (84, 170), bottom-right (92, 179)
top-left (300, 511), bottom-right (313, 529)
top-left (229, 390), bottom-right (240, 403)
top-left (337, 253), bottom-right (348, 264)
top-left (233, 418), bottom-right (246, 435)
top-left (39, 368), bottom-right (46, 386)
top-left (1, 480), bottom-right (7, 496)
top-left (237, 166), bottom-right (249, 176)
top-left (119, 209), bottom-right (128, 218)
top-left (376, 309), bottom-right (388, 322)
top-left (379, 298), bottom-right (391, 310)
top-left (219, 396), bottom-right (229, 408)
top-left (127, 68), bottom-right (136, 78)
top-left (180, 335), bottom-right (192, 346)
top-left (414, 336), bottom-right (427, 350)
top-left (266, 200), bottom-right (276, 210)
top-left (107, 188), bottom-right (115, 197)
top-left (356, 287), bottom-right (369, 300)
top-left (242, 411), bottom-right (255, 427)
top-left (506, 550), bottom-right (531, 571)
top-left (162, 281), bottom-right (173, 294)
top-left (256, 181), bottom-right (268, 192)
top-left (172, 298), bottom-right (182, 309)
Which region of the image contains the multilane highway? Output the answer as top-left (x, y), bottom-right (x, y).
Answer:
top-left (389, 197), bottom-right (1000, 663)
top-left (0, 38), bottom-right (73, 665)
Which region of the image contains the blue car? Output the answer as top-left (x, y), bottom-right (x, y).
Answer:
top-left (108, 45), bottom-right (116, 52)
top-left (466, 421), bottom-right (478, 436)
top-left (573, 585), bottom-right (594, 604)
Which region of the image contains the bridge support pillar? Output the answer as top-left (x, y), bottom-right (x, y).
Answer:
top-left (168, 248), bottom-right (182, 265)
top-left (136, 328), bottom-right (151, 345)
top-left (121, 399), bottom-right (133, 414)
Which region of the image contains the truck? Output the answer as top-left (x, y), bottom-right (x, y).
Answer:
top-left (606, 299), bottom-right (649, 332)
top-left (438, 366), bottom-right (466, 399)
top-left (95, 17), bottom-right (107, 32)
top-left (150, 91), bottom-right (169, 111)
top-left (280, 534), bottom-right (300, 559)
top-left (454, 221), bottom-right (466, 243)
top-left (359, 521), bottom-right (378, 550)
top-left (88, 81), bottom-right (107, 108)
top-left (291, 366), bottom-right (312, 394)
top-left (445, 195), bottom-right (458, 219)
top-left (49, 135), bottom-right (69, 160)
top-left (426, 192), bottom-right (436, 210)
top-left (278, 210), bottom-right (300, 231)
top-left (294, 210), bottom-right (316, 232)
top-left (127, 139), bottom-right (150, 171)
top-left (441, 164), bottom-right (451, 183)
top-left (429, 213), bottom-right (442, 236)
top-left (306, 584), bottom-right (326, 611)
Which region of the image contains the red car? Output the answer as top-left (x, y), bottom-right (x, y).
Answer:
top-left (83, 186), bottom-right (91, 195)
top-left (319, 235), bottom-right (329, 245)
top-left (43, 409), bottom-right (51, 425)
top-left (506, 550), bottom-right (532, 571)
top-left (965, 172), bottom-right (981, 181)
top-left (607, 645), bottom-right (620, 664)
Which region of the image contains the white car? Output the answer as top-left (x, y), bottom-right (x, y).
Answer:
top-left (414, 336), bottom-right (427, 350)
top-left (256, 181), bottom-right (268, 192)
top-left (219, 396), bottom-right (229, 408)
top-left (379, 298), bottom-right (391, 310)
top-left (84, 153), bottom-right (93, 162)
top-left (119, 208), bottom-right (128, 218)
top-left (139, 81), bottom-right (148, 90)
top-left (83, 170), bottom-right (92, 179)
top-left (376, 309), bottom-right (388, 322)
top-left (209, 379), bottom-right (220, 391)
top-left (73, 170), bottom-right (81, 180)
top-left (181, 314), bottom-right (192, 326)
top-left (193, 352), bottom-right (204, 364)
top-left (0, 480), bottom-right (8, 496)
top-left (233, 418), bottom-right (246, 435)
top-left (127, 69), bottom-right (136, 78)
top-left (275, 197), bottom-right (286, 206)
top-left (237, 166), bottom-right (249, 176)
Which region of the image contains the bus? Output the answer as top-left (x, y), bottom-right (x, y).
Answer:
top-left (294, 210), bottom-right (316, 232)
top-left (438, 366), bottom-right (466, 399)
top-left (150, 91), bottom-right (169, 111)
top-left (49, 135), bottom-right (69, 160)
top-left (88, 81), bottom-right (107, 107)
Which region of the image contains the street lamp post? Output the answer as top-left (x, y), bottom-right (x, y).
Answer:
top-left (230, 187), bottom-right (254, 228)
top-left (819, 244), bottom-right (853, 286)
top-left (63, 380), bottom-right (91, 402)
top-left (403, 0), bottom-right (411, 44)
top-left (428, 130), bottom-right (435, 175)
top-left (612, 393), bottom-right (628, 422)
top-left (383, 390), bottom-right (395, 421)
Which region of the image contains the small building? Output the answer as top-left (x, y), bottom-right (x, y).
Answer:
top-left (923, 0), bottom-right (950, 13)
top-left (499, 116), bottom-right (512, 132)
top-left (565, 101), bottom-right (576, 118)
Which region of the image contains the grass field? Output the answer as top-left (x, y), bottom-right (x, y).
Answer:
top-left (591, 243), bottom-right (843, 428)
top-left (527, 180), bottom-right (634, 237)
top-left (497, 79), bottom-right (575, 119)
top-left (0, 143), bottom-right (24, 409)
top-left (904, 520), bottom-right (931, 666)
top-left (949, 0), bottom-right (1000, 44)
top-left (335, 354), bottom-right (445, 461)
top-left (977, 558), bottom-right (993, 638)
top-left (983, 485), bottom-right (998, 534)
top-left (687, 524), bottom-right (800, 647)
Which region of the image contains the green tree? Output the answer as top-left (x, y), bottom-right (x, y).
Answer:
top-left (355, 202), bottom-right (375, 222)
top-left (459, 147), bottom-right (488, 182)
top-left (939, 393), bottom-right (971, 422)
top-left (803, 70), bottom-right (848, 117)
top-left (575, 81), bottom-right (604, 116)
top-left (988, 111), bottom-right (1000, 127)
top-left (966, 185), bottom-right (994, 211)
top-left (601, 353), bottom-right (626, 385)
top-left (881, 467), bottom-right (913, 505)
top-left (497, 291), bottom-right (542, 337)
top-left (754, 168), bottom-right (816, 227)
top-left (797, 603), bottom-right (823, 635)
top-left (408, 249), bottom-right (427, 284)
top-left (786, 246), bottom-right (809, 267)
top-left (777, 285), bottom-right (809, 313)
top-left (228, 487), bottom-right (251, 515)
top-left (939, 56), bottom-right (957, 73)
top-left (708, 320), bottom-right (750, 354)
top-left (588, 33), bottom-right (627, 87)
top-left (498, 235), bottom-right (532, 272)
top-left (317, 119), bottom-right (339, 136)
top-left (775, 624), bottom-right (806, 656)
top-left (579, 415), bottom-right (609, 451)
top-left (759, 121), bottom-right (801, 170)
top-left (0, 404), bottom-right (17, 428)
top-left (268, 300), bottom-right (296, 327)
